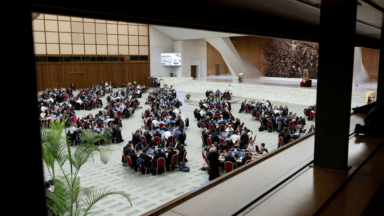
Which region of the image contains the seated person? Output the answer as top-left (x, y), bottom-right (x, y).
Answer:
top-left (241, 152), bottom-right (252, 165)
top-left (178, 145), bottom-right (186, 162)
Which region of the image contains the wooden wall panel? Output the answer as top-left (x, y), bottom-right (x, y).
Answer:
top-left (35, 62), bottom-right (150, 91)
top-left (361, 47), bottom-right (380, 79)
top-left (206, 42), bottom-right (231, 76)
top-left (229, 36), bottom-right (273, 75)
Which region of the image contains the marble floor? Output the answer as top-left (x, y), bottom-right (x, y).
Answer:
top-left (41, 77), bottom-right (376, 215)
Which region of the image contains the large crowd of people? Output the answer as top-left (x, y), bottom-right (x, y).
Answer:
top-left (122, 87), bottom-right (190, 175)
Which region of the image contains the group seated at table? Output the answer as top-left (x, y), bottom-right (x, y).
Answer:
top-left (38, 87), bottom-right (70, 104)
top-left (39, 100), bottom-right (76, 126)
top-left (305, 104), bottom-right (317, 121)
top-left (122, 123), bottom-right (188, 174)
top-left (239, 99), bottom-right (307, 132)
top-left (277, 124), bottom-right (315, 147)
top-left (146, 88), bottom-right (178, 106)
top-left (206, 140), bottom-right (269, 168)
top-left (67, 104), bottom-right (130, 145)
top-left (205, 89), bottom-right (232, 100)
top-left (70, 85), bottom-right (106, 110)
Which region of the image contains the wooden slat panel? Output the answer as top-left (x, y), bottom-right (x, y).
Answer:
top-left (361, 47), bottom-right (380, 79)
top-left (230, 36), bottom-right (273, 75)
top-left (206, 42), bottom-right (231, 76)
top-left (35, 62), bottom-right (149, 90)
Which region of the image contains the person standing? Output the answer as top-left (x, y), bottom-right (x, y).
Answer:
top-left (207, 147), bottom-right (220, 181)
top-left (160, 79), bottom-right (164, 90)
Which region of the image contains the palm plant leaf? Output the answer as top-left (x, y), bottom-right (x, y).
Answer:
top-left (81, 187), bottom-right (131, 215)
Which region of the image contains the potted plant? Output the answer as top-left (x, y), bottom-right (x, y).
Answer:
top-left (238, 77), bottom-right (242, 83)
top-left (41, 119), bottom-right (131, 216)
top-left (186, 94), bottom-right (191, 100)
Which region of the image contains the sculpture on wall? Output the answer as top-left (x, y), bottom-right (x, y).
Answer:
top-left (262, 41), bottom-right (319, 78)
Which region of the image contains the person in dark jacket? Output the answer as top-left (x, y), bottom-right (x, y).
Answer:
top-left (132, 130), bottom-right (141, 146)
top-left (207, 147), bottom-right (220, 181)
top-left (153, 148), bottom-right (166, 167)
top-left (166, 147), bottom-right (178, 167)
top-left (178, 145), bottom-right (186, 162)
top-left (139, 148), bottom-right (151, 173)
top-left (128, 149), bottom-right (138, 171)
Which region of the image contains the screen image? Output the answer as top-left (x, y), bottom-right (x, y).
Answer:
top-left (161, 53), bottom-right (181, 66)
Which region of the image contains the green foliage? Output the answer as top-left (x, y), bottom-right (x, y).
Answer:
top-left (41, 119), bottom-right (131, 216)
top-left (238, 77), bottom-right (242, 82)
top-left (185, 94), bottom-right (191, 98)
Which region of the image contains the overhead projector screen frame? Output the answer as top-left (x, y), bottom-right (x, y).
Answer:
top-left (161, 53), bottom-right (181, 66)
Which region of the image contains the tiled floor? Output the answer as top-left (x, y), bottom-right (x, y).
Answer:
top-left (42, 78), bottom-right (370, 215)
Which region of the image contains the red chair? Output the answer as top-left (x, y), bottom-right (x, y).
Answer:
top-left (39, 120), bottom-right (46, 127)
top-left (224, 105), bottom-right (227, 109)
top-left (133, 93), bottom-right (137, 98)
top-left (209, 105), bottom-right (213, 110)
top-left (289, 121), bottom-right (294, 129)
top-left (67, 108), bottom-right (71, 112)
top-left (118, 119), bottom-right (122, 127)
top-left (289, 139), bottom-right (294, 143)
top-left (218, 144), bottom-right (222, 149)
top-left (140, 135), bottom-right (146, 144)
top-left (209, 124), bottom-right (213, 130)
top-left (168, 136), bottom-right (174, 144)
top-left (279, 136), bottom-right (284, 147)
top-left (303, 108), bottom-right (307, 116)
top-left (268, 120), bottom-right (273, 132)
top-left (162, 113), bottom-right (167, 119)
top-left (215, 113), bottom-right (220, 119)
top-left (126, 156), bottom-right (134, 173)
top-left (251, 111), bottom-right (255, 119)
top-left (86, 122), bottom-right (90, 129)
top-left (201, 136), bottom-right (205, 146)
top-left (107, 111), bottom-right (111, 116)
top-left (169, 155), bottom-right (179, 172)
top-left (202, 123), bottom-right (206, 130)
top-left (159, 123), bottom-right (165, 129)
top-left (156, 158), bottom-right (166, 175)
top-left (181, 151), bottom-right (187, 163)
top-left (143, 113), bottom-right (148, 119)
top-left (218, 105), bottom-right (222, 110)
top-left (117, 111), bottom-right (122, 117)
top-left (154, 136), bottom-right (160, 145)
top-left (244, 105), bottom-right (248, 113)
top-left (220, 138), bottom-right (224, 144)
top-left (241, 122), bottom-right (244, 128)
top-left (245, 160), bottom-right (251, 164)
top-left (220, 124), bottom-right (225, 131)
top-left (143, 119), bottom-right (148, 128)
top-left (97, 122), bottom-right (102, 128)
top-left (215, 94), bottom-right (218, 98)
top-left (253, 134), bottom-right (257, 142)
top-left (84, 102), bottom-right (89, 110)
top-left (207, 137), bottom-right (212, 146)
top-left (259, 119), bottom-right (264, 128)
top-left (224, 161), bottom-right (234, 173)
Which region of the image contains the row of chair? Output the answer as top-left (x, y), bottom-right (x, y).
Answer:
top-left (123, 151), bottom-right (187, 175)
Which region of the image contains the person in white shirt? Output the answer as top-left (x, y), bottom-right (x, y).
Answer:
top-left (228, 84), bottom-right (232, 94)
top-left (69, 125), bottom-right (77, 134)
top-left (41, 104), bottom-right (47, 112)
top-left (247, 141), bottom-right (257, 151)
top-left (200, 109), bottom-right (206, 117)
top-left (76, 98), bottom-right (83, 105)
top-left (40, 111), bottom-right (46, 118)
top-left (162, 130), bottom-right (172, 139)
top-left (152, 119), bottom-right (159, 127)
top-left (230, 132), bottom-right (240, 143)
top-left (105, 82), bottom-right (108, 86)
top-left (173, 107), bottom-right (179, 115)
